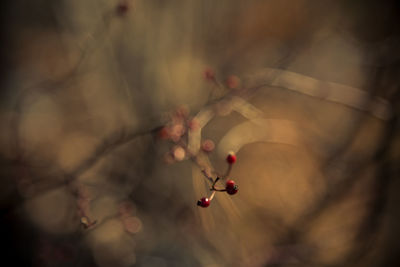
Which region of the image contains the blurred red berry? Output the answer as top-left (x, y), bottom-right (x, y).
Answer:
top-left (201, 139), bottom-right (215, 152)
top-left (203, 68), bottom-right (215, 81)
top-left (119, 201), bottom-right (135, 217)
top-left (226, 75), bottom-right (241, 89)
top-left (116, 2), bottom-right (129, 16)
top-left (170, 124), bottom-right (185, 142)
top-left (172, 145), bottom-right (186, 161)
top-left (226, 180), bottom-right (238, 195)
top-left (158, 127), bottom-right (170, 140)
top-left (226, 152), bottom-right (237, 164)
top-left (188, 118), bottom-right (200, 131)
top-left (197, 197), bottom-right (210, 208)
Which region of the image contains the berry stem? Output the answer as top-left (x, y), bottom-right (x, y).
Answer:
top-left (210, 177), bottom-right (227, 192)
top-left (212, 177), bottom-right (220, 186)
top-left (200, 168), bottom-right (214, 183)
top-left (222, 163), bottom-right (232, 179)
top-left (209, 191), bottom-right (216, 201)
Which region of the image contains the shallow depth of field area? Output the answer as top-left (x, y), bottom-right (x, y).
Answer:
top-left (0, 1), bottom-right (400, 267)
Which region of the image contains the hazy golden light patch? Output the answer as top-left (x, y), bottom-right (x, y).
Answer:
top-left (25, 186), bottom-right (78, 234)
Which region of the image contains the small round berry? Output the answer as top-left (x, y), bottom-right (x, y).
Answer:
top-left (203, 68), bottom-right (215, 81)
top-left (118, 201), bottom-right (135, 216)
top-left (158, 127), bottom-right (170, 140)
top-left (201, 139), bottom-right (215, 152)
top-left (188, 118), bottom-right (200, 131)
top-left (226, 152), bottom-right (237, 164)
top-left (172, 146), bottom-right (185, 161)
top-left (197, 197), bottom-right (210, 208)
top-left (226, 75), bottom-right (241, 89)
top-left (116, 2), bottom-right (129, 16)
top-left (122, 216), bottom-right (142, 234)
top-left (225, 180), bottom-right (238, 195)
top-left (170, 124), bottom-right (185, 142)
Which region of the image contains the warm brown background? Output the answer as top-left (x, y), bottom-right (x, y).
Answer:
top-left (0, 0), bottom-right (399, 266)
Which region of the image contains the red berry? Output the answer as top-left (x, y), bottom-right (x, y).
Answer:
top-left (158, 127), bottom-right (170, 140)
top-left (226, 180), bottom-right (238, 195)
top-left (197, 197), bottom-right (210, 208)
top-left (116, 2), bottom-right (129, 16)
top-left (226, 152), bottom-right (237, 164)
top-left (203, 68), bottom-right (215, 81)
top-left (188, 118), bottom-right (200, 131)
top-left (226, 75), bottom-right (241, 89)
top-left (201, 139), bottom-right (215, 152)
top-left (170, 124), bottom-right (185, 142)
top-left (172, 145), bottom-right (185, 161)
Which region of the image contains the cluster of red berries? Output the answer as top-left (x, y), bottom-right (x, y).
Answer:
top-left (156, 84), bottom-right (240, 209)
top-left (203, 67), bottom-right (242, 90)
top-left (197, 179), bottom-right (238, 207)
top-left (157, 106), bottom-right (190, 142)
top-left (197, 152), bottom-right (239, 208)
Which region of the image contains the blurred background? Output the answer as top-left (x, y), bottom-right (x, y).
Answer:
top-left (0, 0), bottom-right (400, 266)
